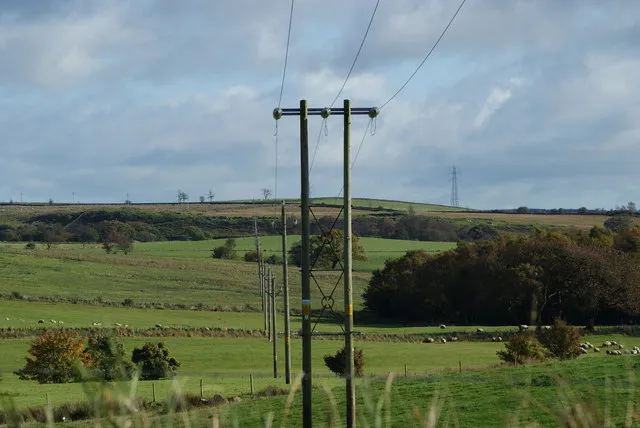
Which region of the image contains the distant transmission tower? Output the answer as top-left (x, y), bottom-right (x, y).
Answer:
top-left (449, 165), bottom-right (459, 207)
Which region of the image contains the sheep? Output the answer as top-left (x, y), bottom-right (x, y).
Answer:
top-left (50, 319), bottom-right (57, 324)
top-left (594, 347), bottom-right (600, 352)
top-left (38, 319), bottom-right (44, 324)
top-left (450, 336), bottom-right (458, 342)
top-left (440, 324), bottom-right (447, 329)
top-left (619, 344), bottom-right (624, 349)
top-left (4, 317), bottom-right (9, 321)
top-left (155, 323), bottom-right (163, 328)
top-left (633, 350), bottom-right (639, 355)
top-left (611, 341), bottom-right (618, 346)
top-left (58, 321), bottom-right (64, 325)
top-left (541, 325), bottom-right (552, 330)
top-left (602, 341), bottom-right (612, 347)
top-left (519, 324), bottom-right (529, 331)
top-left (492, 337), bottom-right (498, 342)
top-left (440, 337), bottom-right (447, 343)
top-left (92, 322), bottom-right (102, 326)
top-left (426, 337), bottom-right (435, 343)
top-left (580, 348), bottom-right (588, 354)
top-left (476, 328), bottom-right (485, 333)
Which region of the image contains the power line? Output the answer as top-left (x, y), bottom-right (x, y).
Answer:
top-left (310, 0), bottom-right (381, 172)
top-left (379, 0), bottom-right (466, 109)
top-left (274, 0), bottom-right (296, 203)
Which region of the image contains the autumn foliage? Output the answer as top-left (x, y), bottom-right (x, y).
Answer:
top-left (14, 330), bottom-right (91, 384)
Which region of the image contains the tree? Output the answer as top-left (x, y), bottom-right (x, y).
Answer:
top-left (614, 226), bottom-right (640, 253)
top-left (628, 201), bottom-right (637, 214)
top-left (536, 318), bottom-right (581, 360)
top-left (288, 230), bottom-right (367, 270)
top-left (199, 195), bottom-right (205, 203)
top-left (212, 238), bottom-right (237, 259)
top-left (577, 207), bottom-right (588, 214)
top-left (84, 332), bottom-right (133, 381)
top-left (261, 188), bottom-right (272, 200)
top-left (497, 333), bottom-right (547, 365)
top-left (516, 206), bottom-right (530, 214)
top-left (14, 330), bottom-right (91, 384)
top-left (604, 214), bottom-right (633, 232)
top-left (131, 342), bottom-right (180, 380)
top-left (102, 221), bottom-right (135, 255)
top-left (207, 190), bottom-right (215, 203)
top-left (177, 190), bottom-right (189, 203)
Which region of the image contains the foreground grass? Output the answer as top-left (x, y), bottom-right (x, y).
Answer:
top-left (2, 334), bottom-right (639, 412)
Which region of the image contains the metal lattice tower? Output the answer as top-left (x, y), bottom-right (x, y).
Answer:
top-left (450, 165), bottom-right (459, 208)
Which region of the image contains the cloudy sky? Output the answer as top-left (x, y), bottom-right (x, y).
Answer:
top-left (0, 0), bottom-right (638, 209)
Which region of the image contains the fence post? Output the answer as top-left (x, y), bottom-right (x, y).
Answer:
top-left (200, 378), bottom-right (204, 399)
top-left (152, 383), bottom-right (156, 402)
top-left (459, 360), bottom-right (462, 373)
top-left (250, 374), bottom-right (254, 395)
top-left (404, 364), bottom-right (407, 377)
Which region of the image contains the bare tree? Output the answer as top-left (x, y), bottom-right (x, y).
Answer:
top-left (199, 196), bottom-right (205, 203)
top-left (207, 190), bottom-right (215, 203)
top-left (177, 190), bottom-right (189, 203)
top-left (261, 188), bottom-right (272, 200)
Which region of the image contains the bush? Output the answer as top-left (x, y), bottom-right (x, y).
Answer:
top-left (212, 238), bottom-right (236, 260)
top-left (84, 332), bottom-right (133, 381)
top-left (536, 318), bottom-right (581, 360)
top-left (131, 342), bottom-right (180, 380)
top-left (244, 250), bottom-right (259, 263)
top-left (265, 254), bottom-right (280, 265)
top-left (323, 347), bottom-right (365, 377)
top-left (497, 333), bottom-right (547, 365)
top-left (14, 330), bottom-right (91, 383)
top-left (24, 242), bottom-right (36, 250)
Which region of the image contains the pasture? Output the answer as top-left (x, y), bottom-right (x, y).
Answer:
top-left (2, 334), bottom-right (639, 412)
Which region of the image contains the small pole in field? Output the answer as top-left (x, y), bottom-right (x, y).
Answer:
top-left (152, 383), bottom-right (156, 402)
top-left (404, 364), bottom-right (407, 377)
top-left (200, 378), bottom-right (204, 399)
top-left (250, 374), bottom-right (254, 395)
top-left (459, 360), bottom-right (462, 373)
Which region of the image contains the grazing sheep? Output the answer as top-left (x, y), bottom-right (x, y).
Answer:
top-left (594, 347), bottom-right (600, 352)
top-left (38, 319), bottom-right (44, 324)
top-left (619, 344), bottom-right (624, 349)
top-left (440, 324), bottom-right (447, 329)
top-left (541, 325), bottom-right (552, 330)
top-left (155, 323), bottom-right (163, 328)
top-left (602, 341), bottom-right (612, 347)
top-left (50, 319), bottom-right (57, 324)
top-left (611, 341), bottom-right (618, 346)
top-left (476, 328), bottom-right (485, 333)
top-left (92, 322), bottom-right (102, 326)
top-left (580, 348), bottom-right (588, 354)
top-left (4, 317), bottom-right (9, 321)
top-left (633, 350), bottom-right (639, 355)
top-left (497, 336), bottom-right (503, 342)
top-left (492, 337), bottom-right (497, 342)
top-left (58, 321), bottom-right (64, 324)
top-left (440, 338), bottom-right (447, 343)
top-left (450, 336), bottom-right (458, 342)
top-left (426, 337), bottom-right (435, 343)
top-left (115, 323), bottom-right (122, 327)
top-left (519, 324), bottom-right (529, 331)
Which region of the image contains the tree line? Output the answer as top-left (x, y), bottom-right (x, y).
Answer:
top-left (363, 225), bottom-right (640, 326)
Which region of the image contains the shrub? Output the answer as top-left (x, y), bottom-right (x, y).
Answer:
top-left (14, 330), bottom-right (91, 383)
top-left (131, 342), bottom-right (180, 380)
top-left (244, 250), bottom-right (259, 263)
top-left (497, 333), bottom-right (547, 365)
top-left (84, 332), bottom-right (133, 381)
top-left (265, 254), bottom-right (280, 265)
top-left (536, 318), bottom-right (581, 360)
top-left (24, 242), bottom-right (36, 250)
top-left (323, 346), bottom-right (365, 377)
top-left (212, 238), bottom-right (236, 260)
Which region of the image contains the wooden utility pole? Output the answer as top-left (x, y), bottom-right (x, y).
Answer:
top-left (267, 264), bottom-right (272, 341)
top-left (281, 201), bottom-right (292, 384)
top-left (272, 99), bottom-right (378, 428)
top-left (271, 272), bottom-right (278, 378)
top-left (343, 99), bottom-right (356, 428)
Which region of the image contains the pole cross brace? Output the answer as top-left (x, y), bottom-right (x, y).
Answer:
top-left (273, 107), bottom-right (379, 119)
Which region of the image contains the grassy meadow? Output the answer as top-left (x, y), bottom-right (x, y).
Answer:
top-left (2, 334), bottom-right (639, 413)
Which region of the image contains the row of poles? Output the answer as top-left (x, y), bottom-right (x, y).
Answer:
top-left (255, 202), bottom-right (293, 384)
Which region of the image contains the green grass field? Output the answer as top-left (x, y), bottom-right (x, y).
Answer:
top-left (311, 198), bottom-right (466, 212)
top-left (2, 334), bottom-right (638, 413)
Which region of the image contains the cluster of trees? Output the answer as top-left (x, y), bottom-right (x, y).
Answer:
top-left (288, 230), bottom-right (367, 269)
top-left (363, 224), bottom-right (640, 326)
top-left (15, 330), bottom-right (180, 384)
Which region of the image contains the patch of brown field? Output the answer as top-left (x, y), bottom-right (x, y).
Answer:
top-left (424, 211), bottom-right (611, 228)
top-left (0, 203), bottom-right (389, 220)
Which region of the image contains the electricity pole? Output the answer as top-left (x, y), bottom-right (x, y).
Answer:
top-left (281, 201), bottom-right (292, 384)
top-left (267, 264), bottom-right (272, 341)
top-left (271, 271), bottom-right (278, 378)
top-left (273, 99), bottom-right (378, 428)
top-left (343, 99), bottom-right (355, 428)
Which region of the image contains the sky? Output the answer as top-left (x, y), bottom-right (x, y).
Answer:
top-left (0, 0), bottom-right (639, 210)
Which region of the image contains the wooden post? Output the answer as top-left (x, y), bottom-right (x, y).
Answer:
top-left (152, 383), bottom-right (156, 402)
top-left (282, 201), bottom-right (292, 384)
top-left (250, 374), bottom-right (254, 395)
top-left (404, 364), bottom-right (407, 377)
top-left (459, 360), bottom-right (462, 373)
top-left (200, 379), bottom-right (204, 399)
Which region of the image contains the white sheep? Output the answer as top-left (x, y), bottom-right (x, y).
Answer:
top-left (541, 325), bottom-right (551, 330)
top-left (58, 321), bottom-right (64, 324)
top-left (440, 338), bottom-right (447, 343)
top-left (519, 324), bottom-right (529, 331)
top-left (50, 319), bottom-right (57, 324)
top-left (580, 348), bottom-right (588, 354)
top-left (594, 347), bottom-right (600, 352)
top-left (450, 336), bottom-right (458, 342)
top-left (619, 344), bottom-right (624, 349)
top-left (602, 341), bottom-right (612, 347)
top-left (426, 337), bottom-right (435, 343)
top-left (476, 328), bottom-right (485, 333)
top-left (115, 323), bottom-right (122, 327)
top-left (440, 324), bottom-right (447, 329)
top-left (4, 317), bottom-right (9, 321)
top-left (155, 323), bottom-right (163, 328)
top-left (38, 319), bottom-right (44, 324)
top-left (497, 336), bottom-right (503, 342)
